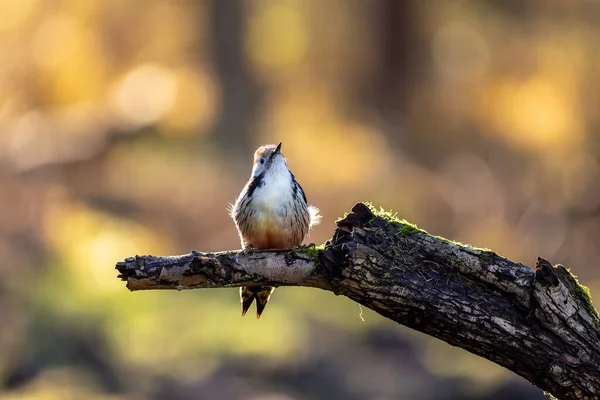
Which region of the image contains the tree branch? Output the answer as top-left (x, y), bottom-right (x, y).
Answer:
top-left (116, 249), bottom-right (331, 291)
top-left (116, 203), bottom-right (600, 400)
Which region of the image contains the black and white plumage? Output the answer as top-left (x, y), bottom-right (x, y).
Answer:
top-left (230, 142), bottom-right (320, 318)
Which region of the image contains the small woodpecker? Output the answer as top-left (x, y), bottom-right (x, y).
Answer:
top-left (230, 142), bottom-right (320, 318)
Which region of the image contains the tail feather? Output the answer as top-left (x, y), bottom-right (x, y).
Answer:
top-left (240, 286), bottom-right (274, 318)
top-left (255, 287), bottom-right (274, 319)
top-left (240, 287), bottom-right (255, 317)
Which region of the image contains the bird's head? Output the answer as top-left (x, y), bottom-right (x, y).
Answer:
top-left (251, 142), bottom-right (288, 178)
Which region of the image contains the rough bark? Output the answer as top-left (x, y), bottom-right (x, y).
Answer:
top-left (116, 249), bottom-right (331, 292)
top-left (116, 203), bottom-right (600, 400)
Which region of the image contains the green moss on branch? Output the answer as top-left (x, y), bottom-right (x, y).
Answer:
top-left (362, 202), bottom-right (497, 255)
top-left (297, 244), bottom-right (325, 274)
top-left (565, 268), bottom-right (600, 328)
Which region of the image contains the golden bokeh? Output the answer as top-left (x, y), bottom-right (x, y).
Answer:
top-left (1, 1), bottom-right (599, 399)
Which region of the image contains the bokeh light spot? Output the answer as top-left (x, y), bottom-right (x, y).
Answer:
top-left (432, 21), bottom-right (490, 82)
top-left (0, 0), bottom-right (38, 31)
top-left (246, 2), bottom-right (309, 74)
top-left (111, 64), bottom-right (178, 127)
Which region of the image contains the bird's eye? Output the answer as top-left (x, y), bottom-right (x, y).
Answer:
top-left (259, 158), bottom-right (265, 165)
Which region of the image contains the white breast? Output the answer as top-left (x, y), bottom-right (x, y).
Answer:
top-left (253, 170), bottom-right (293, 216)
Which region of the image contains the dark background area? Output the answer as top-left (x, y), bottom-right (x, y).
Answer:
top-left (1, 0), bottom-right (599, 399)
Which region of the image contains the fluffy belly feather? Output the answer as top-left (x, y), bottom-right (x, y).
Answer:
top-left (245, 207), bottom-right (297, 248)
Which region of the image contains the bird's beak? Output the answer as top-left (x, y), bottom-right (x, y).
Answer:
top-left (275, 142), bottom-right (282, 154)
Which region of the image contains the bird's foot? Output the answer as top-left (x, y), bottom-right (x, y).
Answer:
top-left (297, 243), bottom-right (317, 251)
top-left (235, 245), bottom-right (254, 263)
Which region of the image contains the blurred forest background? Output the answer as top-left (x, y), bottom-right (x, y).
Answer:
top-left (1, 0), bottom-right (599, 399)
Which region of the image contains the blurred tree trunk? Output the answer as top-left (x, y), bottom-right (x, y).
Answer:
top-left (116, 203), bottom-right (600, 400)
top-left (355, 0), bottom-right (425, 149)
top-left (373, 0), bottom-right (422, 113)
top-left (208, 0), bottom-right (261, 164)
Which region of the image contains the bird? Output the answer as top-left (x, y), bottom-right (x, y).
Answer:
top-left (230, 142), bottom-right (320, 318)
